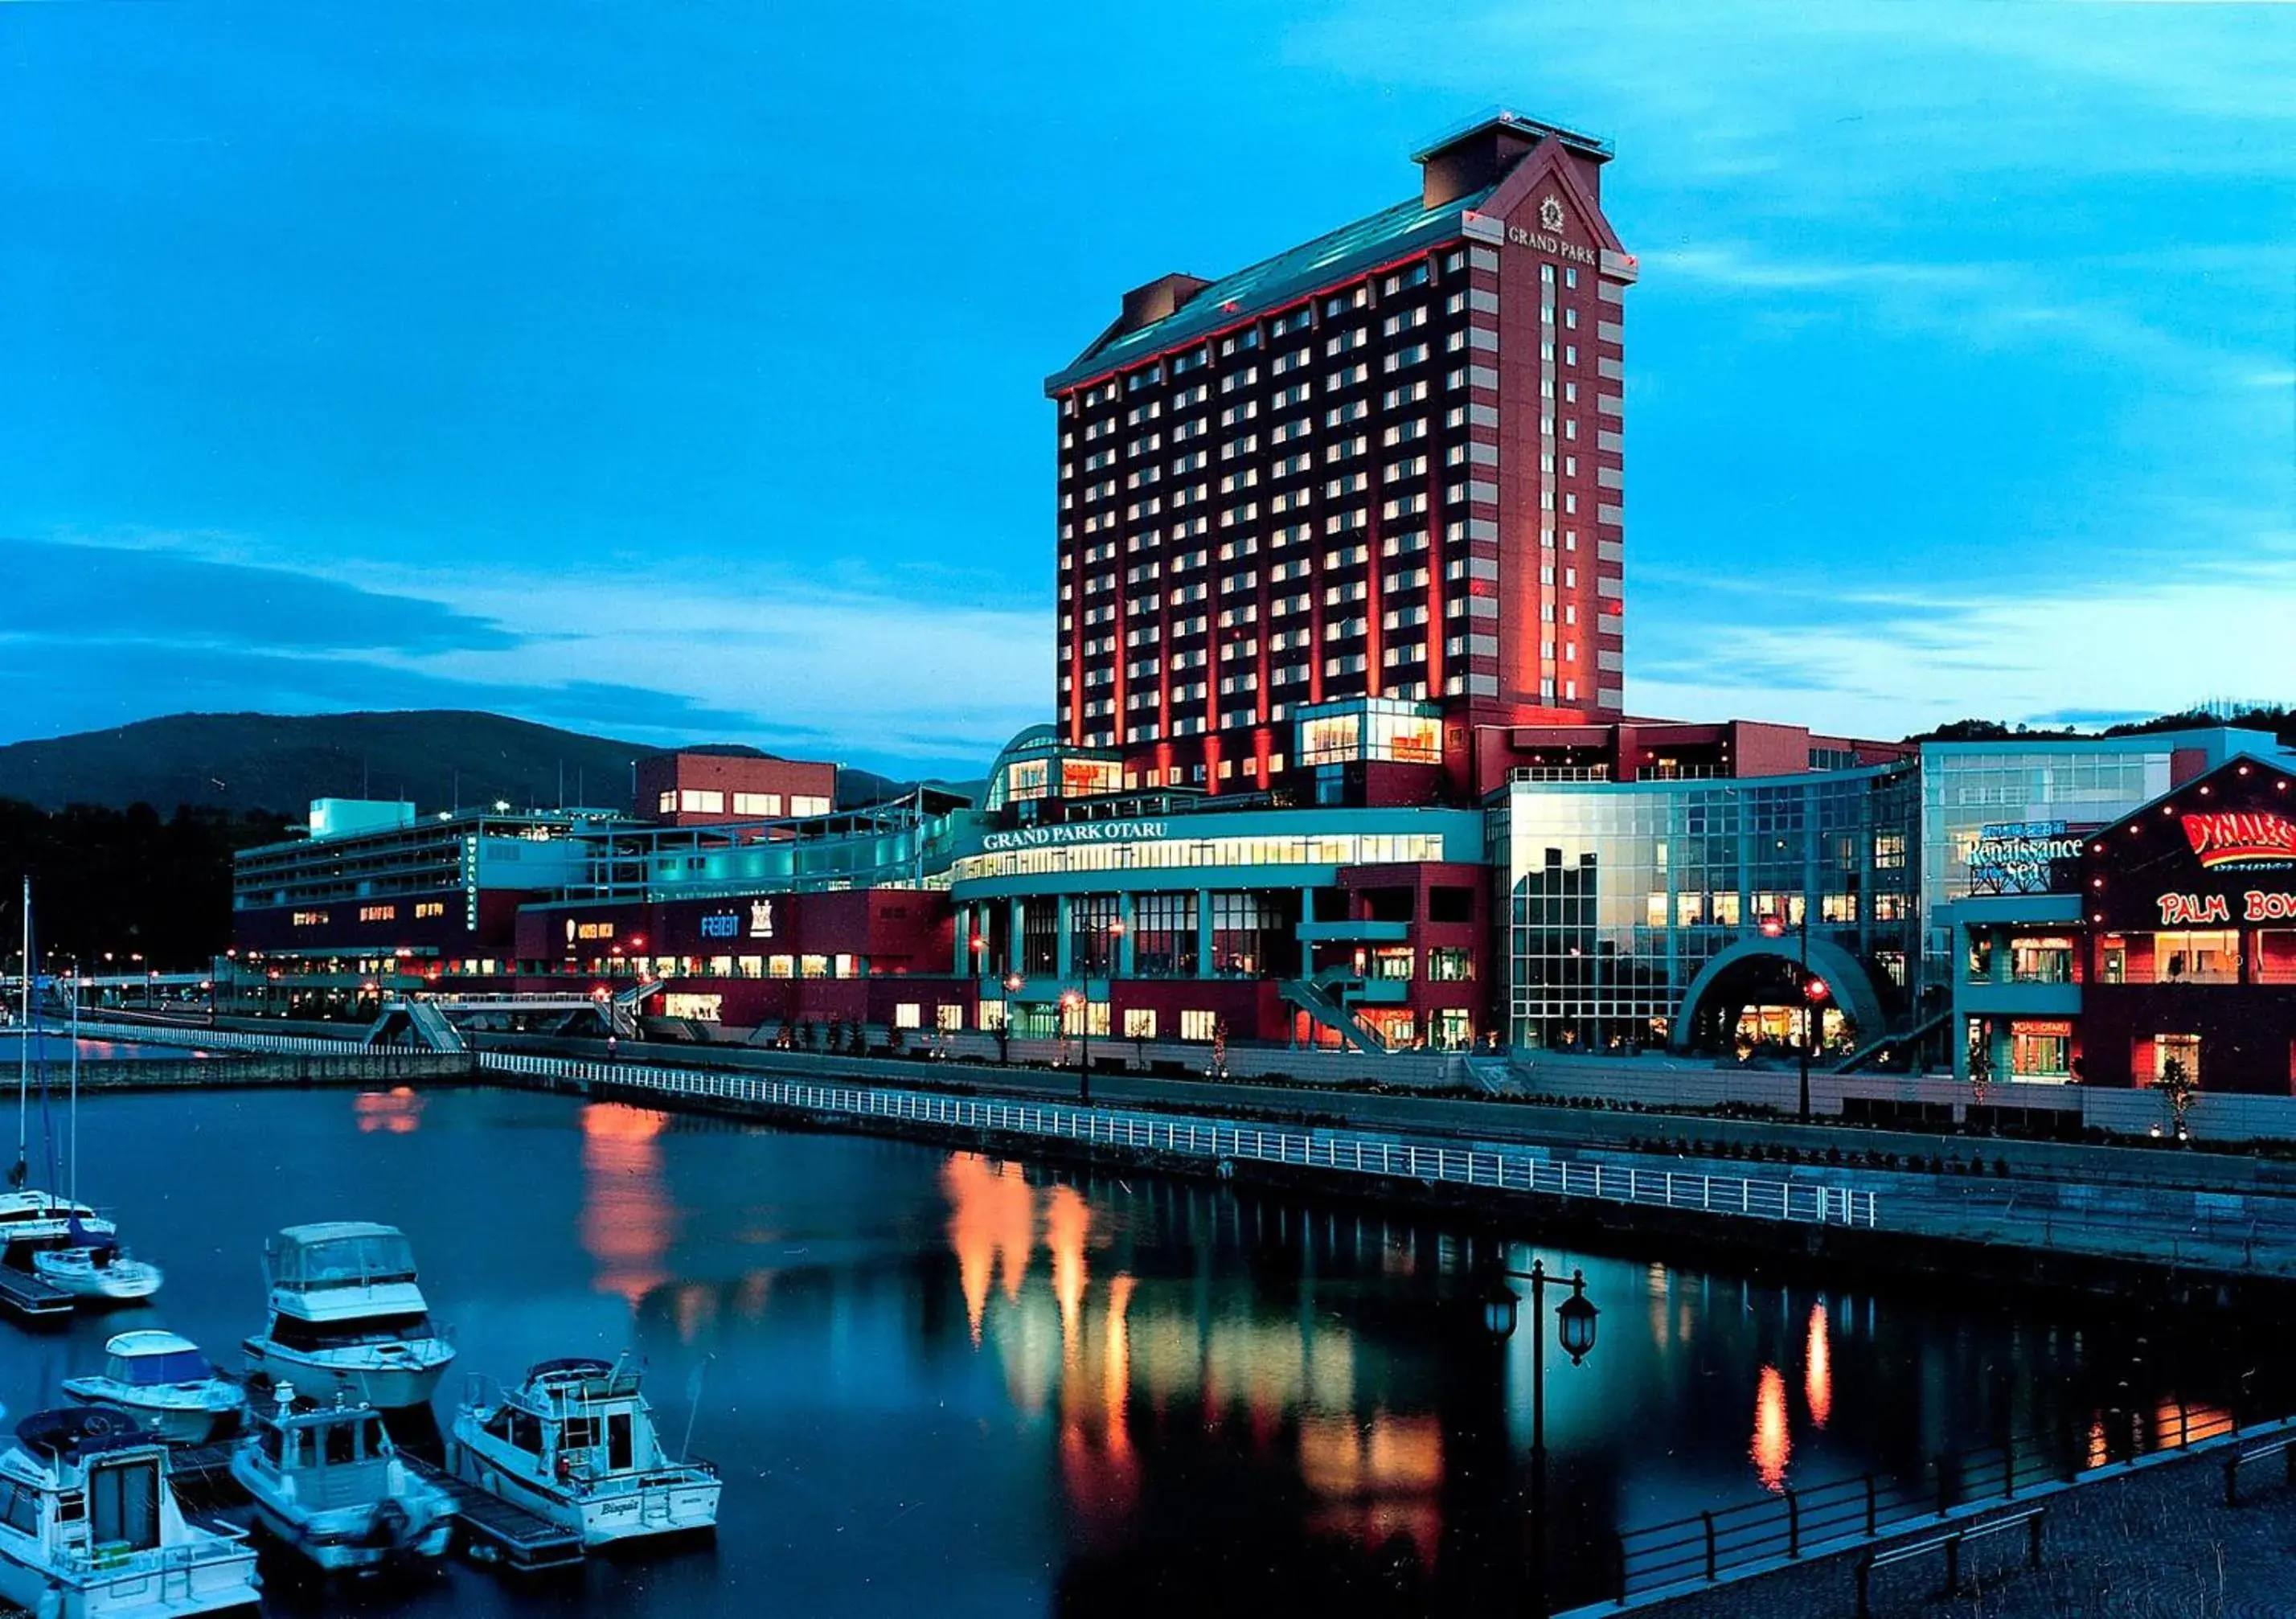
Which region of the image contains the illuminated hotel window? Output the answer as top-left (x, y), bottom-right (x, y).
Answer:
top-left (978, 998), bottom-right (1007, 1031)
top-left (768, 955), bottom-right (794, 978)
top-left (732, 793), bottom-right (784, 818)
top-left (790, 795), bottom-right (831, 818)
top-left (657, 790), bottom-right (678, 814)
top-left (800, 955), bottom-right (830, 979)
top-left (894, 1003), bottom-right (921, 1030)
top-left (1179, 1010), bottom-right (1217, 1043)
top-left (679, 789), bottom-right (725, 814)
top-left (1122, 1008), bottom-right (1158, 1039)
top-left (935, 1004), bottom-right (963, 1032)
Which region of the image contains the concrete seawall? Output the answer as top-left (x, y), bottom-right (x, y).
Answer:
top-left (59, 1019), bottom-right (2296, 1297)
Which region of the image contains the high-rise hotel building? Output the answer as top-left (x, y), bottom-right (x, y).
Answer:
top-left (1044, 110), bottom-right (1636, 800)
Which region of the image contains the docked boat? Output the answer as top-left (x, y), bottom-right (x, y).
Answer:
top-left (0, 1194), bottom-right (163, 1305)
top-left (230, 1384), bottom-right (454, 1573)
top-left (0, 1407), bottom-right (261, 1617)
top-left (448, 1359), bottom-right (719, 1547)
top-left (241, 1223), bottom-right (454, 1410)
top-left (5, 883), bottom-right (162, 1310)
top-left (63, 1330), bottom-right (247, 1446)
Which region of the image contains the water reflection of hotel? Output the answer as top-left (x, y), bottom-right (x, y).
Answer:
top-left (941, 1152), bottom-right (1444, 1561)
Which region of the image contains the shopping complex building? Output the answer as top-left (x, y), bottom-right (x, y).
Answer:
top-left (230, 111), bottom-right (2296, 1096)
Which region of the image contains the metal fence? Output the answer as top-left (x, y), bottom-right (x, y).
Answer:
top-left (64, 1019), bottom-right (368, 1058)
top-left (1613, 1406), bottom-right (2252, 1605)
top-left (478, 1051), bottom-right (1880, 1230)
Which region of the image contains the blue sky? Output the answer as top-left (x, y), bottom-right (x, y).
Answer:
top-left (3, 2), bottom-right (2292, 777)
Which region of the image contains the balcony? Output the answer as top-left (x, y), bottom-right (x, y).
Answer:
top-left (1296, 918), bottom-right (1411, 944)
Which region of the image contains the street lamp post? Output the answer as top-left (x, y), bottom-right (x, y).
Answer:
top-left (1061, 919), bottom-right (1124, 1107)
top-left (999, 972), bottom-right (1023, 1065)
top-left (1482, 1259), bottom-right (1600, 1617)
top-left (1760, 909), bottom-right (1826, 1125)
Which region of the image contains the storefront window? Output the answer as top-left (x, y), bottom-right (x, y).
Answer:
top-left (1121, 1008), bottom-right (1158, 1039)
top-left (2151, 1032), bottom-right (2203, 1088)
top-left (935, 1004), bottom-right (964, 1032)
top-left (978, 998), bottom-right (1007, 1032)
top-left (1368, 947), bottom-right (1413, 980)
top-left (2153, 931), bottom-right (2238, 985)
top-left (1431, 1009), bottom-right (1473, 1050)
top-left (2255, 931), bottom-right (2296, 986)
top-left (2010, 1020), bottom-right (2072, 1079)
top-left (800, 955), bottom-right (830, 979)
top-left (2009, 937), bottom-right (2074, 985)
top-left (1179, 1009), bottom-right (1217, 1043)
top-left (2100, 938), bottom-right (2126, 985)
top-left (894, 1003), bottom-right (921, 1029)
top-left (1132, 894), bottom-right (1198, 978)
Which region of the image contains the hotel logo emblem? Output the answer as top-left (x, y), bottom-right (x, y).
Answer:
top-left (749, 899), bottom-right (776, 939)
top-left (1538, 195), bottom-right (1565, 232)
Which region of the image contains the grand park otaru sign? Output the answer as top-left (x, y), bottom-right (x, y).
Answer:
top-left (980, 820), bottom-right (1169, 855)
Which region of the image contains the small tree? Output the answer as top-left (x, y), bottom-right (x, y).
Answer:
top-left (2156, 1055), bottom-right (2199, 1141)
top-left (798, 1019), bottom-right (818, 1052)
top-left (849, 1021), bottom-right (868, 1056)
top-left (1967, 1028), bottom-right (1994, 1113)
top-left (888, 1020), bottom-right (907, 1055)
top-left (823, 1016), bottom-right (842, 1054)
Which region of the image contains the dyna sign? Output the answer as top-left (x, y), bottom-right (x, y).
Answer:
top-left (2183, 811), bottom-right (2296, 870)
top-left (981, 820), bottom-right (1167, 854)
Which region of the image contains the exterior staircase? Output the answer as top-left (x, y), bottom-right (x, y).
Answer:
top-left (1278, 964), bottom-right (1404, 1055)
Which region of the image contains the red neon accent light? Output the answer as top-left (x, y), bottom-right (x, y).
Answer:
top-left (2181, 810), bottom-right (2296, 869)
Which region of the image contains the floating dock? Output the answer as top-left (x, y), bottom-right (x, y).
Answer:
top-left (0, 1267), bottom-right (75, 1323)
top-left (169, 1442), bottom-right (583, 1572)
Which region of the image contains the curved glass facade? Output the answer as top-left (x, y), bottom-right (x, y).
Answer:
top-left (1491, 769), bottom-right (1920, 1051)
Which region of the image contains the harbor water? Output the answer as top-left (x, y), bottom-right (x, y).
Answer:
top-left (0, 1084), bottom-right (2278, 1617)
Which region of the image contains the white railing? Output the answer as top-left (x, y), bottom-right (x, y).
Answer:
top-left (478, 1051), bottom-right (1879, 1230)
top-left (62, 1019), bottom-right (369, 1058)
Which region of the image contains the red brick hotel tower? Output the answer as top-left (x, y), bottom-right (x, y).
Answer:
top-left (1044, 110), bottom-right (1636, 795)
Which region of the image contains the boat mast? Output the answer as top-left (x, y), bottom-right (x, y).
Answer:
top-left (68, 961), bottom-right (78, 1204)
top-left (15, 875), bottom-right (28, 1189)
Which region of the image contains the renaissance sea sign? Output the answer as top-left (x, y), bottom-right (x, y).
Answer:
top-left (1965, 822), bottom-right (2095, 896)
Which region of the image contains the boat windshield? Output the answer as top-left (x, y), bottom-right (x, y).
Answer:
top-left (277, 1232), bottom-right (416, 1287)
top-left (120, 1350), bottom-right (213, 1386)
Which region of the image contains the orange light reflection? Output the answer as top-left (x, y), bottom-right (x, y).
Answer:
top-left (1804, 1303), bottom-right (1832, 1430)
top-left (578, 1103), bottom-right (671, 1307)
top-left (1752, 1364), bottom-right (1791, 1491)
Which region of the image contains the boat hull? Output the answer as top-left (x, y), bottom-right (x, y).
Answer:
top-left (239, 1495), bottom-right (453, 1574)
top-left (449, 1439), bottom-right (720, 1547)
top-left (0, 1539), bottom-right (262, 1617)
top-left (240, 1340), bottom-right (452, 1412)
top-left (59, 1387), bottom-right (242, 1448)
top-left (32, 1254), bottom-right (164, 1304)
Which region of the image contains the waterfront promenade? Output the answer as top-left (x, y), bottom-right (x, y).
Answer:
top-left (56, 1016), bottom-right (2296, 1291)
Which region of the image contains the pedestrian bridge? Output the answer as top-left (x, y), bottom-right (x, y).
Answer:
top-left (371, 983), bottom-right (662, 1049)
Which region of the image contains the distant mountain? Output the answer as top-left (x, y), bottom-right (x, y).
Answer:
top-left (0, 710), bottom-right (932, 817)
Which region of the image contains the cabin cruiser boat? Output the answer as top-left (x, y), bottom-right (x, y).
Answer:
top-left (0, 1407), bottom-right (260, 1617)
top-left (448, 1359), bottom-right (719, 1547)
top-left (241, 1223), bottom-right (453, 1410)
top-left (229, 1385), bottom-right (453, 1573)
top-left (0, 1194), bottom-right (162, 1305)
top-left (63, 1333), bottom-right (245, 1446)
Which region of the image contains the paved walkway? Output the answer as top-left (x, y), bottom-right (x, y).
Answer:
top-left (1620, 1449), bottom-right (2296, 1618)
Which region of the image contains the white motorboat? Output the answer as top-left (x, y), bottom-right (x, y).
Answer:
top-left (241, 1223), bottom-right (454, 1411)
top-left (0, 1194), bottom-right (162, 1305)
top-left (448, 1359), bottom-right (719, 1547)
top-left (0, 1407), bottom-right (261, 1617)
top-left (230, 1384), bottom-right (453, 1574)
top-left (63, 1331), bottom-right (247, 1446)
